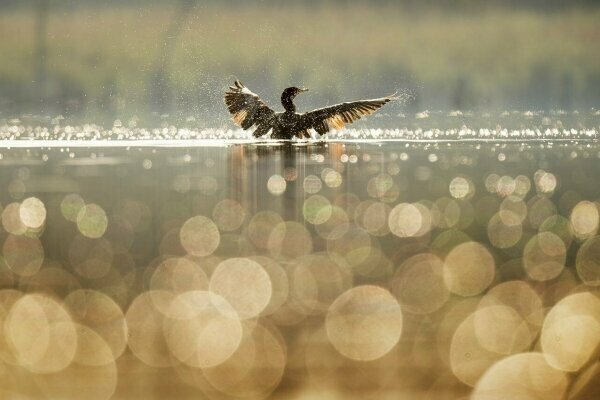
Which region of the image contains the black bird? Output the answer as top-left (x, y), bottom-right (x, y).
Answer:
top-left (224, 80), bottom-right (396, 139)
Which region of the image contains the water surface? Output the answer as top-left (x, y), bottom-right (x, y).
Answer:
top-left (0, 127), bottom-right (599, 399)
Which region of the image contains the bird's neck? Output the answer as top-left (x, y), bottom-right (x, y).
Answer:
top-left (281, 95), bottom-right (296, 112)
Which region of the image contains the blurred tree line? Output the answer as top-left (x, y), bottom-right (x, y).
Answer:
top-left (0, 0), bottom-right (598, 122)
top-left (1, 0), bottom-right (599, 10)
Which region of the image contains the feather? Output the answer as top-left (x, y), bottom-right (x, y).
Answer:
top-left (298, 95), bottom-right (396, 135)
top-left (224, 80), bottom-right (276, 132)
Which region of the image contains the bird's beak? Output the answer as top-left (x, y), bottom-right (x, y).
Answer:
top-left (299, 88), bottom-right (309, 92)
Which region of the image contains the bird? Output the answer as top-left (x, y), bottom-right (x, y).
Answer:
top-left (224, 80), bottom-right (397, 139)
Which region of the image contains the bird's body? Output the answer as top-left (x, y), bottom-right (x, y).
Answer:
top-left (224, 80), bottom-right (396, 139)
top-left (271, 111), bottom-right (303, 139)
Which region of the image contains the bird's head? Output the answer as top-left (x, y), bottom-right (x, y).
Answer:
top-left (282, 86), bottom-right (309, 100)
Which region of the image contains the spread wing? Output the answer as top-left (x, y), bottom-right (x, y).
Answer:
top-left (224, 80), bottom-right (276, 136)
top-left (298, 96), bottom-right (395, 136)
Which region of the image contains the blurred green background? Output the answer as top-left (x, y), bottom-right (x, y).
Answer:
top-left (0, 0), bottom-right (599, 123)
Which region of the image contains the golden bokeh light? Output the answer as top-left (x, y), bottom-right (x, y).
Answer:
top-left (359, 201), bottom-right (391, 236)
top-left (267, 174), bottom-right (286, 196)
top-left (163, 290), bottom-right (243, 368)
top-left (68, 235), bottom-right (113, 280)
top-left (484, 173), bottom-right (500, 194)
top-left (249, 256), bottom-right (289, 316)
top-left (268, 261), bottom-right (318, 326)
top-left (112, 198), bottom-right (151, 233)
top-left (539, 215), bottom-right (573, 248)
top-left (541, 315), bottom-right (600, 372)
top-left (326, 226), bottom-right (372, 273)
top-left (179, 215), bottom-right (220, 257)
top-left (430, 227), bottom-right (470, 257)
top-left (303, 195), bottom-right (333, 225)
top-left (303, 174), bottom-right (323, 194)
top-left (388, 203), bottom-right (424, 237)
top-left (352, 242), bottom-right (393, 279)
top-left (315, 205), bottom-right (350, 240)
top-left (513, 175), bottom-right (532, 198)
top-left (268, 221), bottom-right (313, 260)
top-left (246, 211), bottom-right (284, 250)
top-left (76, 203), bottom-right (108, 239)
top-left (450, 311), bottom-right (505, 386)
top-left (473, 305), bottom-right (534, 354)
top-left (576, 236), bottom-right (600, 286)
top-left (2, 202), bottom-right (27, 235)
top-left (3, 234), bottom-right (44, 277)
top-left (202, 322), bottom-right (286, 398)
top-left (367, 173), bottom-right (393, 199)
top-left (210, 257), bottom-right (272, 319)
top-left (150, 257), bottom-right (209, 293)
top-left (443, 241), bottom-right (495, 296)
top-left (0, 289), bottom-right (23, 365)
top-left (449, 176), bottom-right (475, 199)
top-left (527, 195), bottom-right (557, 229)
top-left (60, 193), bottom-right (85, 222)
top-left (433, 197), bottom-right (461, 229)
top-left (125, 290), bottom-right (176, 367)
top-left (172, 174), bottom-right (191, 193)
top-left (198, 175), bottom-right (218, 196)
top-left (500, 195), bottom-right (527, 222)
top-left (534, 170), bottom-right (558, 194)
top-left (284, 166), bottom-right (298, 181)
top-left (326, 285), bottom-right (403, 361)
top-left (435, 297), bottom-right (479, 365)
top-left (18, 197), bottom-right (46, 229)
top-left (479, 280), bottom-right (543, 327)
top-left (64, 289), bottom-right (128, 364)
top-left (487, 211), bottom-right (522, 249)
top-left (268, 251), bottom-right (350, 325)
top-left (293, 253), bottom-right (353, 315)
top-left (523, 232), bottom-right (566, 281)
top-left (5, 294), bottom-right (77, 373)
top-left (495, 175), bottom-right (516, 197)
top-left (322, 168), bottom-right (343, 188)
top-left (212, 199), bottom-right (245, 232)
top-left (391, 253), bottom-right (449, 314)
top-left (570, 200), bottom-right (600, 239)
top-left (71, 323), bottom-right (116, 366)
top-left (541, 292), bottom-right (600, 372)
top-left (472, 353), bottom-right (568, 400)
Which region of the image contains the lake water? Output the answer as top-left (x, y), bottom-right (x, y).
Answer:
top-left (0, 114), bottom-right (599, 399)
